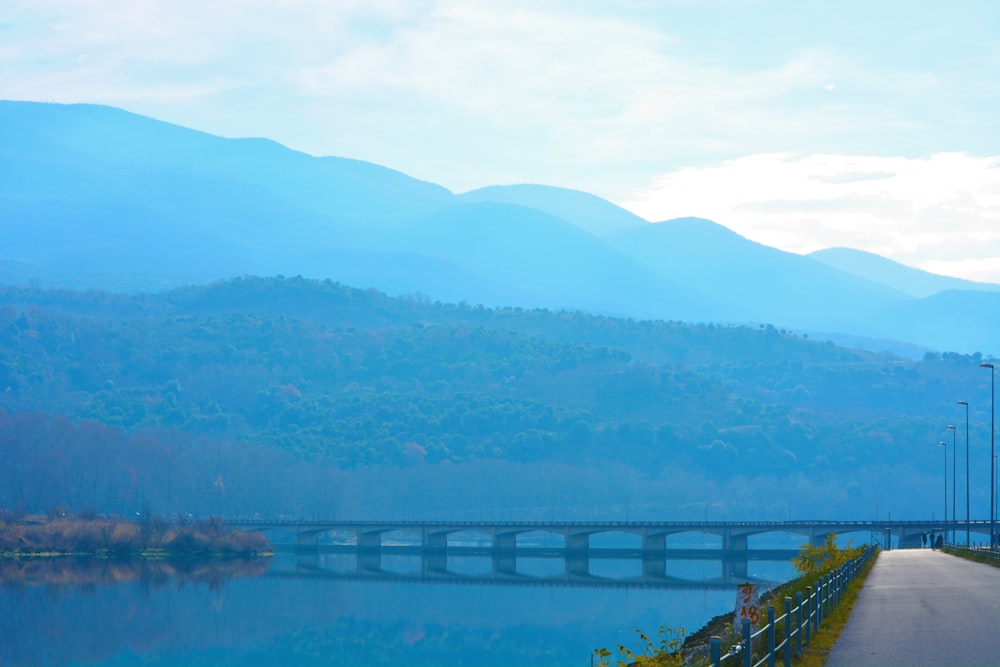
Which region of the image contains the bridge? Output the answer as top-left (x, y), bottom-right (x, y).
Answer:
top-left (267, 547), bottom-right (800, 590)
top-left (227, 518), bottom-right (989, 552)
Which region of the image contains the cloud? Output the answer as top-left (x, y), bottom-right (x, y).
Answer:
top-left (2, 0), bottom-right (998, 280)
top-left (5, 0), bottom-right (996, 197)
top-left (620, 152), bottom-right (1000, 282)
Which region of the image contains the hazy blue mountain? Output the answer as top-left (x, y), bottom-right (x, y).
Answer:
top-left (0, 260), bottom-right (48, 286)
top-left (458, 184), bottom-right (648, 237)
top-left (884, 289), bottom-right (1000, 354)
top-left (0, 101), bottom-right (456, 280)
top-left (2, 102), bottom-right (695, 316)
top-left (606, 217), bottom-right (911, 336)
top-left (3, 100), bottom-right (999, 354)
top-left (383, 201), bottom-right (724, 320)
top-left (809, 247), bottom-right (1000, 298)
top-left (1, 101), bottom-right (452, 220)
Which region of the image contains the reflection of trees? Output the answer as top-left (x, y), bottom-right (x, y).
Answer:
top-left (0, 555), bottom-right (268, 589)
top-left (0, 514), bottom-right (270, 555)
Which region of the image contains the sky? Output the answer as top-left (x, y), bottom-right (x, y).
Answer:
top-left (2, 0), bottom-right (999, 281)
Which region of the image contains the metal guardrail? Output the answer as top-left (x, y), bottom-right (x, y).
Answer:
top-left (226, 518), bottom-right (989, 528)
top-left (709, 545), bottom-right (876, 667)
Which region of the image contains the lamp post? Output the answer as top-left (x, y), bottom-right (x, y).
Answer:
top-left (958, 401), bottom-right (970, 544)
top-left (947, 425), bottom-right (956, 542)
top-left (982, 362), bottom-right (995, 548)
top-left (938, 441), bottom-right (948, 534)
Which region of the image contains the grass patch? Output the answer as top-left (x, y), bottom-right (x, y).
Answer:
top-left (942, 545), bottom-right (1000, 567)
top-left (788, 549), bottom-right (878, 667)
top-left (606, 544), bottom-right (879, 666)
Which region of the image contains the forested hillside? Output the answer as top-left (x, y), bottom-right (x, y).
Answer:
top-left (0, 276), bottom-right (993, 520)
top-left (5, 102), bottom-right (1000, 356)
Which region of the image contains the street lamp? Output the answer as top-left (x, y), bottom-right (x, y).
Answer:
top-left (983, 363), bottom-right (996, 547)
top-left (938, 441), bottom-right (948, 534)
top-left (958, 401), bottom-right (970, 545)
top-left (947, 425), bottom-right (956, 541)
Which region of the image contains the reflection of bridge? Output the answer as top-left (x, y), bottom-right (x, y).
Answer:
top-left (267, 546), bottom-right (799, 589)
top-left (228, 518), bottom-right (985, 551)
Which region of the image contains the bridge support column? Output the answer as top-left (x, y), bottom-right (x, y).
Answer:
top-left (811, 532), bottom-right (829, 547)
top-left (358, 550), bottom-right (381, 572)
top-left (295, 531), bottom-right (319, 551)
top-left (425, 530), bottom-right (448, 550)
top-left (642, 533), bottom-right (666, 552)
top-left (642, 555), bottom-right (666, 578)
top-left (495, 532), bottom-right (518, 551)
top-left (898, 530), bottom-right (922, 549)
top-left (723, 554), bottom-right (749, 582)
top-left (567, 533), bottom-right (590, 552)
top-left (566, 554), bottom-right (590, 577)
top-left (295, 552), bottom-right (319, 570)
top-left (494, 553), bottom-right (517, 576)
top-left (723, 529), bottom-right (747, 552)
top-left (359, 530), bottom-right (382, 549)
top-left (423, 551), bottom-right (448, 574)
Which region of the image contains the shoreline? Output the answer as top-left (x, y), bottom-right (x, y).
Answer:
top-left (0, 513), bottom-right (272, 558)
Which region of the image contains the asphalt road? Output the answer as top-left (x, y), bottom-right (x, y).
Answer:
top-left (826, 549), bottom-right (1000, 667)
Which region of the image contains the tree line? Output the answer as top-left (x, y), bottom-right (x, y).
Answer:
top-left (0, 276), bottom-right (995, 520)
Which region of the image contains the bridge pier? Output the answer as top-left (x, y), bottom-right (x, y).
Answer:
top-left (723, 529), bottom-right (748, 552)
top-left (566, 533), bottom-right (590, 552)
top-left (495, 532), bottom-right (518, 551)
top-left (642, 533), bottom-right (667, 551)
top-left (567, 554), bottom-right (589, 577)
top-left (424, 529), bottom-right (448, 550)
top-left (642, 555), bottom-right (666, 578)
top-left (723, 554), bottom-right (748, 581)
top-left (295, 530), bottom-right (319, 551)
top-left (423, 552), bottom-right (448, 574)
top-left (899, 530), bottom-right (923, 549)
top-left (358, 530), bottom-right (382, 549)
top-left (358, 551), bottom-right (381, 572)
top-left (494, 554), bottom-right (517, 576)
top-left (295, 552), bottom-right (319, 570)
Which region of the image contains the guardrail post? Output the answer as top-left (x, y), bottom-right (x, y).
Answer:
top-left (804, 586), bottom-right (812, 645)
top-left (710, 636), bottom-right (721, 667)
top-left (816, 576), bottom-right (824, 628)
top-left (743, 617), bottom-right (752, 667)
top-left (784, 596), bottom-right (793, 666)
top-left (767, 605), bottom-right (776, 667)
top-left (795, 591), bottom-right (803, 657)
top-left (813, 583), bottom-right (820, 634)
top-left (830, 570), bottom-right (835, 608)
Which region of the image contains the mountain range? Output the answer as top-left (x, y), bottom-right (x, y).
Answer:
top-left (2, 100), bottom-right (998, 355)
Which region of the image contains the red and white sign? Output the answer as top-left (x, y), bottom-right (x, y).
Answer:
top-left (735, 582), bottom-right (761, 630)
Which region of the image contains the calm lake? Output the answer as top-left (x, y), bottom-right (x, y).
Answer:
top-left (1, 546), bottom-right (800, 667)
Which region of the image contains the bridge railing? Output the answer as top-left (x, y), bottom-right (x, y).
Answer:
top-left (709, 545), bottom-right (876, 667)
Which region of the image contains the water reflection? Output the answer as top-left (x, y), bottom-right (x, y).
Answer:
top-left (0, 549), bottom-right (798, 667)
top-left (0, 555), bottom-right (267, 589)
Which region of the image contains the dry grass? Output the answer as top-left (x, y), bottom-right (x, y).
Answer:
top-left (789, 550), bottom-right (879, 667)
top-left (0, 513), bottom-right (270, 557)
top-left (942, 545), bottom-right (1000, 568)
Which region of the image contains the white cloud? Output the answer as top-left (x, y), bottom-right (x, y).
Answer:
top-left (6, 0), bottom-right (995, 195)
top-left (620, 152), bottom-right (1000, 282)
top-left (2, 1), bottom-right (998, 279)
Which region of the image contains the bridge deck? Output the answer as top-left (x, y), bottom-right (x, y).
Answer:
top-left (228, 519), bottom-right (990, 552)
